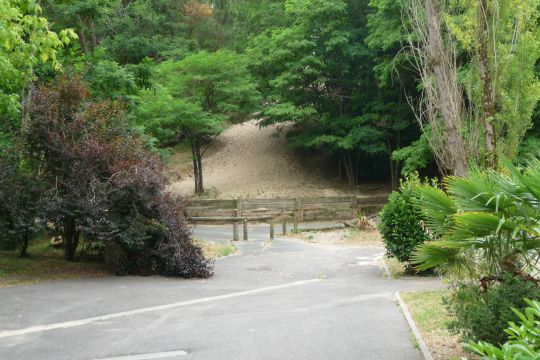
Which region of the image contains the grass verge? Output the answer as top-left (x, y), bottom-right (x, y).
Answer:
top-left (195, 239), bottom-right (236, 259)
top-left (401, 290), bottom-right (477, 360)
top-left (293, 228), bottom-right (383, 247)
top-left (0, 239), bottom-right (110, 288)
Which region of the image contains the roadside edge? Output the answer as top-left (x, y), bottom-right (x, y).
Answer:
top-left (395, 291), bottom-right (434, 360)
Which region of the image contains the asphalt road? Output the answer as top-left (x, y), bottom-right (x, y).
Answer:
top-left (0, 226), bottom-right (442, 360)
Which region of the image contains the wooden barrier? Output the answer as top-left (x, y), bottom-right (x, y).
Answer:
top-left (186, 194), bottom-right (388, 222)
top-left (190, 216), bottom-right (276, 241)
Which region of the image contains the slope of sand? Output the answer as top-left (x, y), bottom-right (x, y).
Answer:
top-left (167, 120), bottom-right (387, 199)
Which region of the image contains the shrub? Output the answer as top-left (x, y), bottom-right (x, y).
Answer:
top-left (379, 173), bottom-right (429, 265)
top-left (447, 274), bottom-right (540, 344)
top-left (26, 75), bottom-right (213, 277)
top-left (0, 150), bottom-right (43, 256)
top-left (466, 299), bottom-right (540, 359)
top-left (413, 159), bottom-right (540, 280)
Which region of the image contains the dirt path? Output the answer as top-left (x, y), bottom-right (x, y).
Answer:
top-left (167, 120), bottom-right (388, 198)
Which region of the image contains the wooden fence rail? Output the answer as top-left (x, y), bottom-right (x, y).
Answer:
top-left (190, 216), bottom-right (280, 241)
top-left (186, 194), bottom-right (388, 222)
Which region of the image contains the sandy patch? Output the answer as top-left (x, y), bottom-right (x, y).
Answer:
top-left (294, 229), bottom-right (384, 247)
top-left (167, 120), bottom-right (389, 199)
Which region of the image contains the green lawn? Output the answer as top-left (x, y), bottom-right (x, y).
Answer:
top-left (0, 238), bottom-right (110, 288)
top-left (401, 290), bottom-right (477, 360)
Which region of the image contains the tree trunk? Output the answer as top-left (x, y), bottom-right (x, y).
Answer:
top-left (424, 0), bottom-right (468, 176)
top-left (386, 135), bottom-right (399, 190)
top-left (477, 0), bottom-right (497, 168)
top-left (63, 217), bottom-right (80, 261)
top-left (76, 15), bottom-right (89, 54)
top-left (191, 141), bottom-right (204, 193)
top-left (19, 230), bottom-right (29, 258)
top-left (342, 152), bottom-right (355, 187)
top-left (89, 19), bottom-right (98, 51)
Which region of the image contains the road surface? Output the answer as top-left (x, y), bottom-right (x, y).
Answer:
top-left (0, 226), bottom-right (442, 360)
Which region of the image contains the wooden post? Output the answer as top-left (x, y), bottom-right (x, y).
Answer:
top-left (243, 219), bottom-right (248, 241)
top-left (269, 218), bottom-right (275, 240)
top-left (351, 196), bottom-right (358, 219)
top-left (293, 213), bottom-right (299, 233)
top-left (295, 198), bottom-right (304, 222)
top-left (233, 221), bottom-right (239, 241)
top-left (282, 215), bottom-right (287, 235)
top-left (237, 197), bottom-right (244, 217)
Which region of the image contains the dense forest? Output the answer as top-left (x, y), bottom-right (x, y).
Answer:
top-left (1, 0), bottom-right (539, 272)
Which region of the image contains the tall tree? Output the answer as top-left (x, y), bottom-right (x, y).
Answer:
top-left (0, 0), bottom-right (76, 146)
top-left (404, 0), bottom-right (540, 175)
top-left (138, 50), bottom-right (260, 193)
top-left (248, 0), bottom-right (413, 186)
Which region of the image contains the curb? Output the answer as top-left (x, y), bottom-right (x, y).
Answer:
top-left (396, 291), bottom-right (434, 360)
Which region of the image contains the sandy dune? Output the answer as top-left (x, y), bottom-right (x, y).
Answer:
top-left (167, 120), bottom-right (386, 199)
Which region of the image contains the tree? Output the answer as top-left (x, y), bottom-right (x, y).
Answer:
top-left (247, 0), bottom-right (412, 186)
top-left (0, 0), bottom-right (76, 146)
top-left (85, 60), bottom-right (138, 100)
top-left (27, 76), bottom-right (213, 277)
top-left (139, 50), bottom-right (260, 193)
top-left (0, 150), bottom-right (43, 257)
top-left (403, 0), bottom-right (540, 175)
top-left (366, 0), bottom-right (435, 180)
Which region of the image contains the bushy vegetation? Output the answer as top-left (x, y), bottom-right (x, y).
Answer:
top-left (413, 159), bottom-right (540, 282)
top-left (379, 174), bottom-right (429, 266)
top-left (1, 74), bottom-right (213, 277)
top-left (1, 0), bottom-right (540, 289)
top-left (413, 160), bottom-right (540, 344)
top-left (467, 299), bottom-right (540, 359)
top-left (447, 274), bottom-right (540, 344)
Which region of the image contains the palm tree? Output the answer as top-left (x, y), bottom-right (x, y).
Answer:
top-left (413, 158), bottom-right (540, 287)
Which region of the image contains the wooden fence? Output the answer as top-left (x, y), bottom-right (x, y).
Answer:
top-left (186, 194), bottom-right (388, 222)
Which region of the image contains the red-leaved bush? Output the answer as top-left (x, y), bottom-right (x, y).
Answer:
top-left (26, 76), bottom-right (213, 277)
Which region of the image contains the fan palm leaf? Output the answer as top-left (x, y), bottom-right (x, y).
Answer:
top-left (413, 159), bottom-right (540, 281)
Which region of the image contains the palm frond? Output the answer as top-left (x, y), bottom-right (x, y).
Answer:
top-left (417, 185), bottom-right (456, 233)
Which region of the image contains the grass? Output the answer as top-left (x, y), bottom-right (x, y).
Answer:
top-left (401, 290), bottom-right (477, 360)
top-left (0, 237), bottom-right (236, 288)
top-left (195, 239), bottom-right (236, 259)
top-left (382, 257), bottom-right (407, 278)
top-left (293, 228), bottom-right (384, 247)
top-left (0, 238), bottom-right (110, 288)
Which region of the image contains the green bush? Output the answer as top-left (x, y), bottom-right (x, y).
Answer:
top-left (466, 299), bottom-right (540, 359)
top-left (447, 274), bottom-right (540, 344)
top-left (378, 173), bottom-right (429, 265)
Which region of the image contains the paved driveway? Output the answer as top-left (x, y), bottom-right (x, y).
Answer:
top-left (0, 226), bottom-right (441, 360)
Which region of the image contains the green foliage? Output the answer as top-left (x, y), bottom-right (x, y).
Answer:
top-left (366, 0), bottom-right (412, 86)
top-left (392, 133), bottom-right (434, 175)
top-left (413, 159), bottom-right (540, 281)
top-left (136, 87), bottom-right (224, 146)
top-left (379, 173), bottom-right (429, 265)
top-left (101, 0), bottom-right (191, 63)
top-left (137, 50), bottom-right (260, 146)
top-left (137, 50), bottom-right (260, 193)
top-left (0, 0), bottom-right (76, 142)
top-left (85, 60), bottom-right (138, 100)
top-left (446, 0), bottom-right (540, 162)
top-left (247, 0), bottom-right (421, 185)
top-left (0, 150), bottom-right (44, 256)
top-left (448, 274), bottom-right (540, 344)
top-left (156, 50), bottom-right (260, 120)
top-left (467, 299), bottom-right (540, 359)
